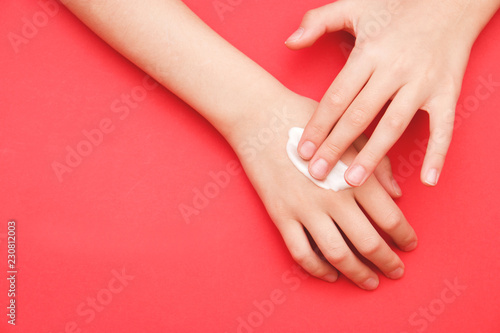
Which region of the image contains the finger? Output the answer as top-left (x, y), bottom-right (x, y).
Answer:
top-left (279, 220), bottom-right (339, 283)
top-left (302, 212), bottom-right (379, 290)
top-left (346, 84), bottom-right (423, 188)
top-left (297, 55), bottom-right (373, 161)
top-left (309, 72), bottom-right (398, 181)
top-left (354, 176), bottom-right (418, 253)
top-left (353, 135), bottom-right (402, 198)
top-left (420, 97), bottom-right (456, 186)
top-left (285, 1), bottom-right (356, 48)
top-left (330, 199), bottom-right (406, 280)
top-left (352, 134), bottom-right (369, 151)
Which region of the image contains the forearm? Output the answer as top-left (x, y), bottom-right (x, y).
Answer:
top-left (61, 0), bottom-right (290, 142)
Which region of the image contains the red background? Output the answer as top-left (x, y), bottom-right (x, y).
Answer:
top-left (1, 0), bottom-right (500, 332)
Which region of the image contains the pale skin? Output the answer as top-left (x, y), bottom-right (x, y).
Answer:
top-left (286, 0), bottom-right (500, 188)
top-left (62, 0), bottom-right (417, 290)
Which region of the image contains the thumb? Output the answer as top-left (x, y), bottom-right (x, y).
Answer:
top-left (285, 1), bottom-right (355, 49)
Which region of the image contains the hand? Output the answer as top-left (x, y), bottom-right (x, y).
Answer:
top-left (63, 0), bottom-right (416, 290)
top-left (285, 0), bottom-right (497, 187)
top-left (231, 94), bottom-right (417, 290)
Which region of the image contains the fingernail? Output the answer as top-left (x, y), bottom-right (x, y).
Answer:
top-left (345, 164), bottom-right (367, 186)
top-left (285, 27), bottom-right (304, 43)
top-left (387, 267), bottom-right (404, 279)
top-left (310, 158), bottom-right (328, 179)
top-left (392, 178), bottom-right (402, 196)
top-left (323, 273), bottom-right (338, 283)
top-left (425, 168), bottom-right (439, 186)
top-left (361, 278), bottom-right (378, 290)
top-left (403, 241), bottom-right (418, 252)
top-left (299, 141), bottom-right (316, 160)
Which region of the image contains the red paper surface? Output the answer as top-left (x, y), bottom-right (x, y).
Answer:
top-left (1, 0), bottom-right (500, 332)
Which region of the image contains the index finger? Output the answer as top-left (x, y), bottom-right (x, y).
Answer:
top-left (297, 55), bottom-right (373, 161)
top-left (308, 72), bottom-right (398, 180)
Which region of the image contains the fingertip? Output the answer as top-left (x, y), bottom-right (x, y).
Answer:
top-left (422, 168), bottom-right (440, 187)
top-left (323, 272), bottom-right (339, 283)
top-left (284, 41), bottom-right (304, 50)
top-left (401, 240), bottom-right (418, 252)
top-left (298, 140), bottom-right (316, 160)
top-left (372, 157), bottom-right (401, 197)
top-left (377, 175), bottom-right (402, 198)
top-left (360, 277), bottom-right (379, 291)
top-left (309, 158), bottom-right (329, 180)
top-left (285, 27), bottom-right (304, 45)
top-left (392, 178), bottom-right (402, 197)
top-left (345, 164), bottom-right (368, 187)
top-left (386, 267), bottom-right (405, 280)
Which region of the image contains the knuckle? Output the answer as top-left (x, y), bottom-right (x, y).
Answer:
top-left (325, 90), bottom-right (346, 109)
top-left (348, 108), bottom-right (369, 128)
top-left (430, 150), bottom-right (448, 162)
top-left (430, 128), bottom-right (453, 147)
top-left (421, 69), bottom-right (439, 86)
top-left (291, 253), bottom-right (328, 278)
top-left (358, 237), bottom-right (383, 256)
top-left (391, 61), bottom-right (407, 78)
top-left (428, 140), bottom-right (451, 159)
top-left (387, 113), bottom-right (407, 133)
top-left (384, 210), bottom-right (403, 232)
top-left (361, 149), bottom-right (380, 167)
top-left (304, 261), bottom-right (326, 277)
top-left (357, 43), bottom-right (379, 61)
top-left (390, 55), bottom-right (411, 77)
top-left (302, 9), bottom-right (320, 24)
top-left (307, 122), bottom-right (328, 139)
top-left (443, 73), bottom-right (459, 88)
top-left (268, 198), bottom-right (290, 221)
top-left (324, 246), bottom-right (350, 265)
top-left (322, 140), bottom-right (343, 159)
top-left (290, 248), bottom-right (313, 267)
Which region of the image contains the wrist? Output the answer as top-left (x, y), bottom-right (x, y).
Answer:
top-left (224, 90), bottom-right (318, 163)
top-left (220, 88), bottom-right (310, 147)
top-left (449, 0), bottom-right (500, 46)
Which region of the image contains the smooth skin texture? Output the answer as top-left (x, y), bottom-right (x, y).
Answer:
top-left (62, 0), bottom-right (417, 289)
top-left (237, 100), bottom-right (416, 290)
top-left (286, 0), bottom-right (500, 188)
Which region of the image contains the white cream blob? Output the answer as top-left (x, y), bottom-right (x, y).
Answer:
top-left (286, 127), bottom-right (352, 192)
